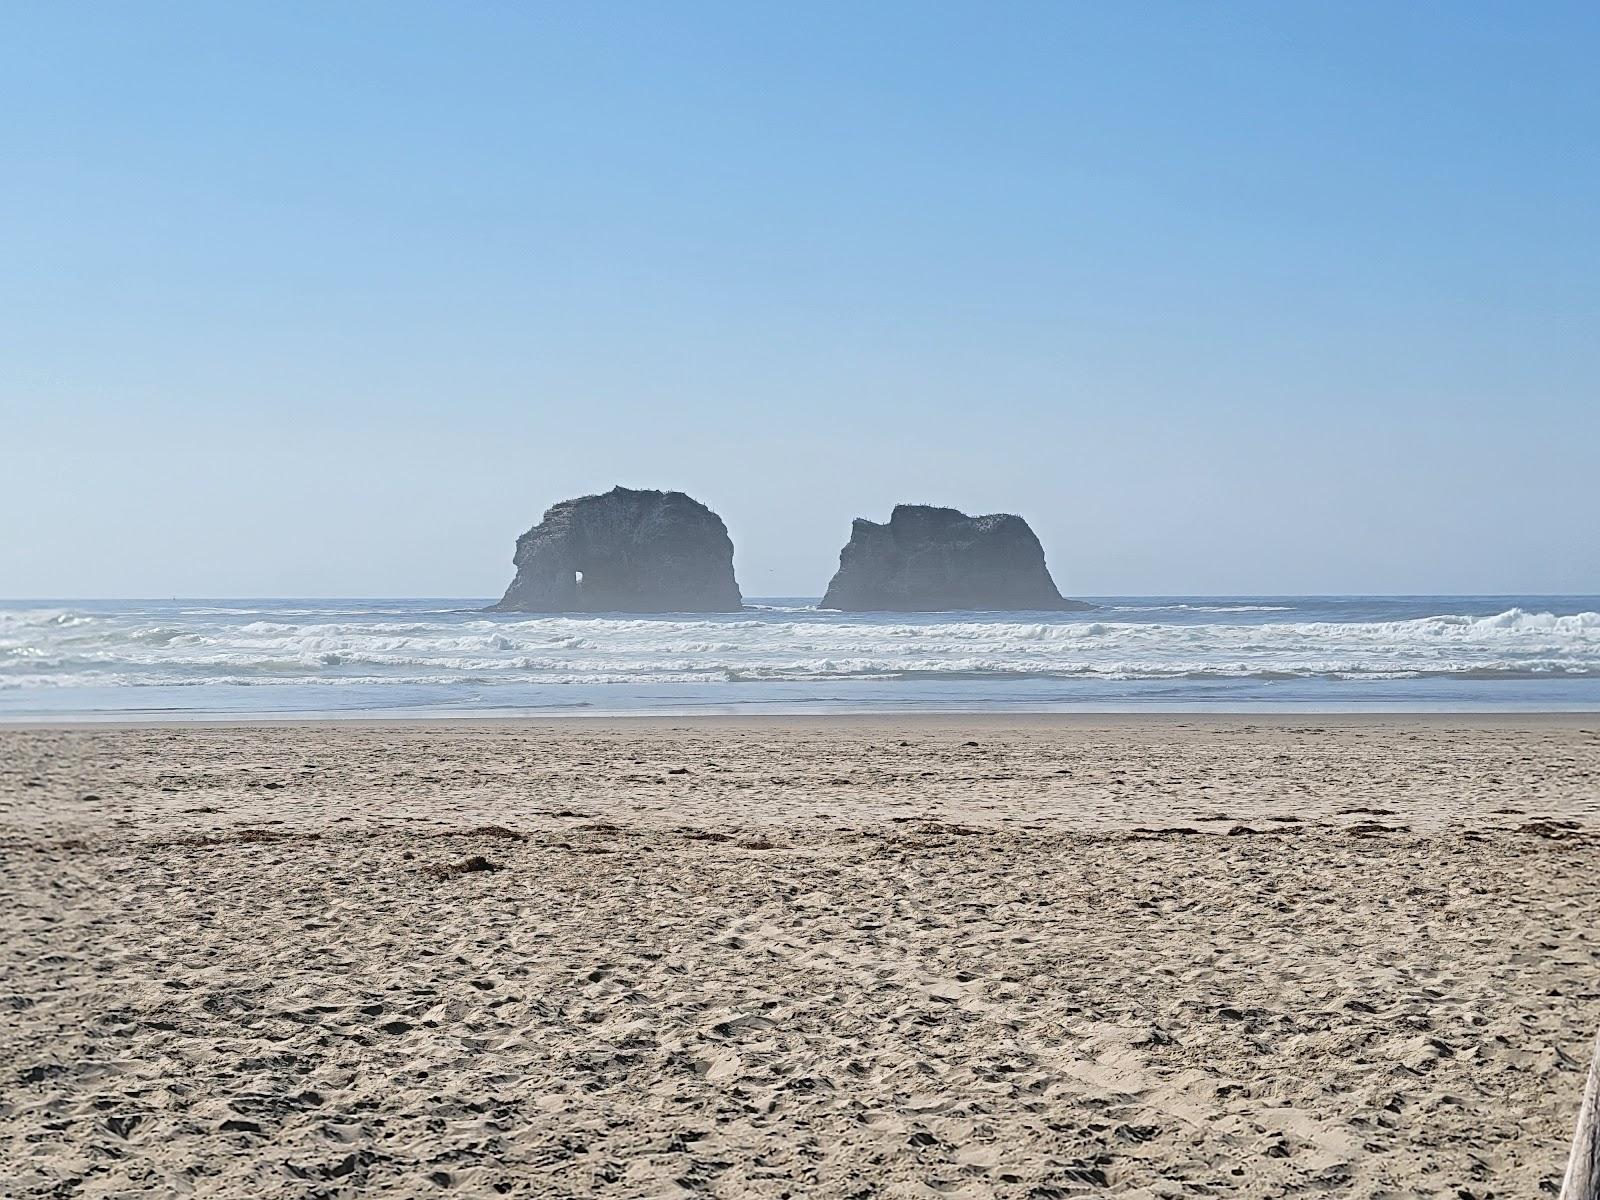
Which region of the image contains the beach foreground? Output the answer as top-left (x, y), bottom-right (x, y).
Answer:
top-left (4, 715), bottom-right (1599, 1198)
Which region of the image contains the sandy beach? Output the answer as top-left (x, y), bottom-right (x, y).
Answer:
top-left (4, 714), bottom-right (1599, 1198)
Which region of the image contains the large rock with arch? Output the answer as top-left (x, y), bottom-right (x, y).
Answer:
top-left (491, 487), bottom-right (742, 613)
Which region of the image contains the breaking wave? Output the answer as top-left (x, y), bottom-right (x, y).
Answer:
top-left (3, 603), bottom-right (1598, 690)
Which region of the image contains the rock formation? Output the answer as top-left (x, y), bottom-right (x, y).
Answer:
top-left (492, 487), bottom-right (742, 613)
top-left (819, 505), bottom-right (1088, 612)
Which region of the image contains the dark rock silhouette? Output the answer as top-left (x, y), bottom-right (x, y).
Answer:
top-left (492, 487), bottom-right (742, 612)
top-left (820, 505), bottom-right (1088, 612)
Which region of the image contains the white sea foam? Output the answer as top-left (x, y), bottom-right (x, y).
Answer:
top-left (2, 604), bottom-right (1597, 690)
top-left (1107, 603), bottom-right (1298, 613)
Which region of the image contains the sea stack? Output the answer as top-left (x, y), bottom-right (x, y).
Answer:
top-left (819, 504), bottom-right (1088, 612)
top-left (491, 487), bottom-right (742, 613)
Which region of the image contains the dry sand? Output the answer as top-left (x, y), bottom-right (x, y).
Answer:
top-left (3, 714), bottom-right (1600, 1198)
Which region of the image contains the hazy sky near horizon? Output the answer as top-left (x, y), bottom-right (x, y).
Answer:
top-left (4, 2), bottom-right (1597, 599)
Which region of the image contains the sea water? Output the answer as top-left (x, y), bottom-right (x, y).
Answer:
top-left (2, 596), bottom-right (1598, 719)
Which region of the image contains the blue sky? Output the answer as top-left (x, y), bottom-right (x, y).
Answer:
top-left (4, 2), bottom-right (1596, 597)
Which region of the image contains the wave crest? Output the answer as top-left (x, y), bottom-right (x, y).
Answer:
top-left (2, 605), bottom-right (1596, 689)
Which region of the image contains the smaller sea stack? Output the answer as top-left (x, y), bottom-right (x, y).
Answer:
top-left (820, 504), bottom-right (1088, 612)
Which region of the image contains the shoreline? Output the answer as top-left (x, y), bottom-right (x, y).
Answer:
top-left (4, 707), bottom-right (1600, 731)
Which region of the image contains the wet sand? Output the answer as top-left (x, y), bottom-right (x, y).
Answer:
top-left (4, 715), bottom-right (1599, 1197)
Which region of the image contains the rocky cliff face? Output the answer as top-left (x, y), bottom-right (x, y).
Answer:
top-left (819, 505), bottom-right (1088, 612)
top-left (491, 487), bottom-right (742, 613)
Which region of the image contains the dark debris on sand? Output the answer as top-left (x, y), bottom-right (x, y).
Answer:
top-left (168, 827), bottom-right (322, 849)
top-left (433, 825), bottom-right (526, 841)
top-left (421, 855), bottom-right (504, 880)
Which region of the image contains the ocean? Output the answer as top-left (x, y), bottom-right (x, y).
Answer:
top-left (1, 596), bottom-right (1598, 720)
